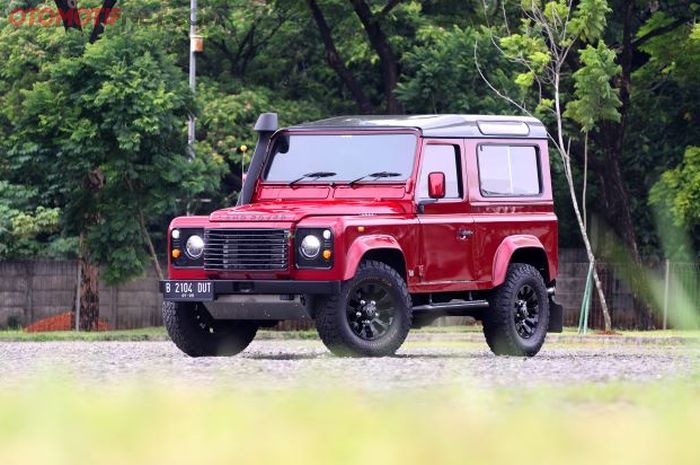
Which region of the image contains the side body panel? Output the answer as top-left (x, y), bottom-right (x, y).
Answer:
top-left (464, 138), bottom-right (558, 287)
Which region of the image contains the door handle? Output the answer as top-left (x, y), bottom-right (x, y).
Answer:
top-left (457, 229), bottom-right (474, 240)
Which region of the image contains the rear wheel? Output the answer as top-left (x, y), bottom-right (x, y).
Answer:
top-left (315, 260), bottom-right (411, 357)
top-left (483, 263), bottom-right (549, 357)
top-left (162, 301), bottom-right (258, 357)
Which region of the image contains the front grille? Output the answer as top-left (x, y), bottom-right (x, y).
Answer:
top-left (204, 229), bottom-right (289, 271)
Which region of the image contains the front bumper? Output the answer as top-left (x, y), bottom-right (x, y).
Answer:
top-left (160, 279), bottom-right (342, 320)
top-left (159, 279), bottom-right (341, 301)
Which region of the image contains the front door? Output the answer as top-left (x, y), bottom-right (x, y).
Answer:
top-left (416, 140), bottom-right (475, 284)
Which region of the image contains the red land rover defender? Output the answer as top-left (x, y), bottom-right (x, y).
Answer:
top-left (161, 114), bottom-right (563, 358)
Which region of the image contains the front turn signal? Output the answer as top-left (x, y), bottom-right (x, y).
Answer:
top-left (322, 250), bottom-right (332, 260)
top-left (171, 249), bottom-right (182, 259)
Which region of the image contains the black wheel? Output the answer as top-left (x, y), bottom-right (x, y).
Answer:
top-left (162, 301), bottom-right (258, 357)
top-left (483, 263), bottom-right (549, 356)
top-left (315, 260), bottom-right (412, 357)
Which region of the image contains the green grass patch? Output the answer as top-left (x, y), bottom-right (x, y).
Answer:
top-left (0, 327), bottom-right (167, 342)
top-left (0, 378), bottom-right (698, 465)
top-left (617, 329), bottom-right (700, 338)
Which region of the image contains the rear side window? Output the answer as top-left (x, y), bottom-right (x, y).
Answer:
top-left (477, 145), bottom-right (541, 196)
top-left (417, 144), bottom-right (462, 200)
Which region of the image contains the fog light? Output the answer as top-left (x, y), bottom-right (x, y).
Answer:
top-left (171, 249), bottom-right (181, 259)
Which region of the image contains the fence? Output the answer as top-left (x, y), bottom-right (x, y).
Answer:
top-left (661, 261), bottom-right (700, 329)
top-left (0, 251), bottom-right (698, 331)
top-left (555, 250), bottom-right (700, 330)
top-left (0, 261), bottom-right (162, 330)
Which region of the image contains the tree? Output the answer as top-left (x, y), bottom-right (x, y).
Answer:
top-left (590, 0), bottom-right (695, 258)
top-left (304, 0), bottom-right (411, 113)
top-left (396, 24), bottom-right (515, 114)
top-left (53, 0), bottom-right (120, 42)
top-left (649, 146), bottom-right (700, 258)
top-left (564, 42), bottom-right (622, 230)
top-left (347, 0), bottom-right (403, 112)
top-left (306, 0), bottom-right (373, 112)
top-left (627, 8), bottom-right (700, 254)
top-left (0, 22), bottom-right (224, 329)
top-left (477, 0), bottom-right (622, 332)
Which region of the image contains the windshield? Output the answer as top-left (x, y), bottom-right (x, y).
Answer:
top-left (264, 133), bottom-right (417, 183)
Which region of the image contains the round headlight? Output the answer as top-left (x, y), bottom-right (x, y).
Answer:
top-left (185, 235), bottom-right (205, 259)
top-left (300, 235), bottom-right (321, 259)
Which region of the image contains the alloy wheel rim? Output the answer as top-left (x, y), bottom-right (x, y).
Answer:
top-left (513, 284), bottom-right (540, 339)
top-left (346, 281), bottom-right (395, 341)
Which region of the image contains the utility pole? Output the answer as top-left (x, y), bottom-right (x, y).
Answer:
top-left (187, 0), bottom-right (198, 159)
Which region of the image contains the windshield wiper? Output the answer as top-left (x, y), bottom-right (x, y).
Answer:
top-left (349, 171), bottom-right (402, 187)
top-left (288, 171), bottom-right (337, 186)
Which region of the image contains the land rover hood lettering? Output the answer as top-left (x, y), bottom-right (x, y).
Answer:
top-left (208, 201), bottom-right (407, 222)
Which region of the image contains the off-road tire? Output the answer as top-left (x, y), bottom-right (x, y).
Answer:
top-left (162, 301), bottom-right (258, 357)
top-left (315, 260), bottom-right (412, 357)
top-left (483, 263), bottom-right (549, 357)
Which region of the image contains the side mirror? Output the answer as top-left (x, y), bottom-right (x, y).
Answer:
top-left (428, 172), bottom-right (446, 199)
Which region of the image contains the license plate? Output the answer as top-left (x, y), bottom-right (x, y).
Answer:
top-left (162, 281), bottom-right (214, 302)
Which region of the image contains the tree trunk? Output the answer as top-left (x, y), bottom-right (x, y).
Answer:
top-left (592, 0), bottom-right (656, 328)
top-left (78, 233), bottom-right (100, 331)
top-left (54, 0), bottom-right (82, 31)
top-left (595, 128), bottom-right (640, 259)
top-left (306, 0), bottom-right (373, 113)
top-left (593, 0), bottom-right (640, 261)
top-left (348, 0), bottom-right (401, 113)
top-left (138, 209), bottom-right (164, 281)
top-left (554, 74), bottom-right (613, 332)
top-left (89, 0), bottom-right (118, 43)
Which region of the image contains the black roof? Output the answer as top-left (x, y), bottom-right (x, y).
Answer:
top-left (288, 114), bottom-right (547, 139)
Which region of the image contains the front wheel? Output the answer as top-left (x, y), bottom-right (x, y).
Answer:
top-left (482, 263), bottom-right (549, 357)
top-left (315, 260), bottom-right (412, 357)
top-left (162, 301), bottom-right (258, 357)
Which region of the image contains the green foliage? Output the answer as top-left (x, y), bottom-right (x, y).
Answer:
top-left (564, 42), bottom-right (621, 132)
top-left (397, 25), bottom-right (514, 114)
top-left (570, 0), bottom-right (611, 42)
top-left (500, 0), bottom-right (616, 113)
top-left (623, 17), bottom-right (700, 254)
top-left (499, 33), bottom-right (550, 73)
top-left (0, 181), bottom-right (61, 258)
top-left (650, 146), bottom-right (700, 231)
top-left (0, 18), bottom-right (225, 283)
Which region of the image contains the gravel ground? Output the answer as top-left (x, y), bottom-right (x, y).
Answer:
top-left (1, 335), bottom-right (698, 390)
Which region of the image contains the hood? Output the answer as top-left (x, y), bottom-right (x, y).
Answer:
top-left (209, 200), bottom-right (409, 223)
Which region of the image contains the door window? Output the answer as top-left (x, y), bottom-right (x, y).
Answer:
top-left (417, 144), bottom-right (462, 200)
top-left (477, 145), bottom-right (541, 196)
